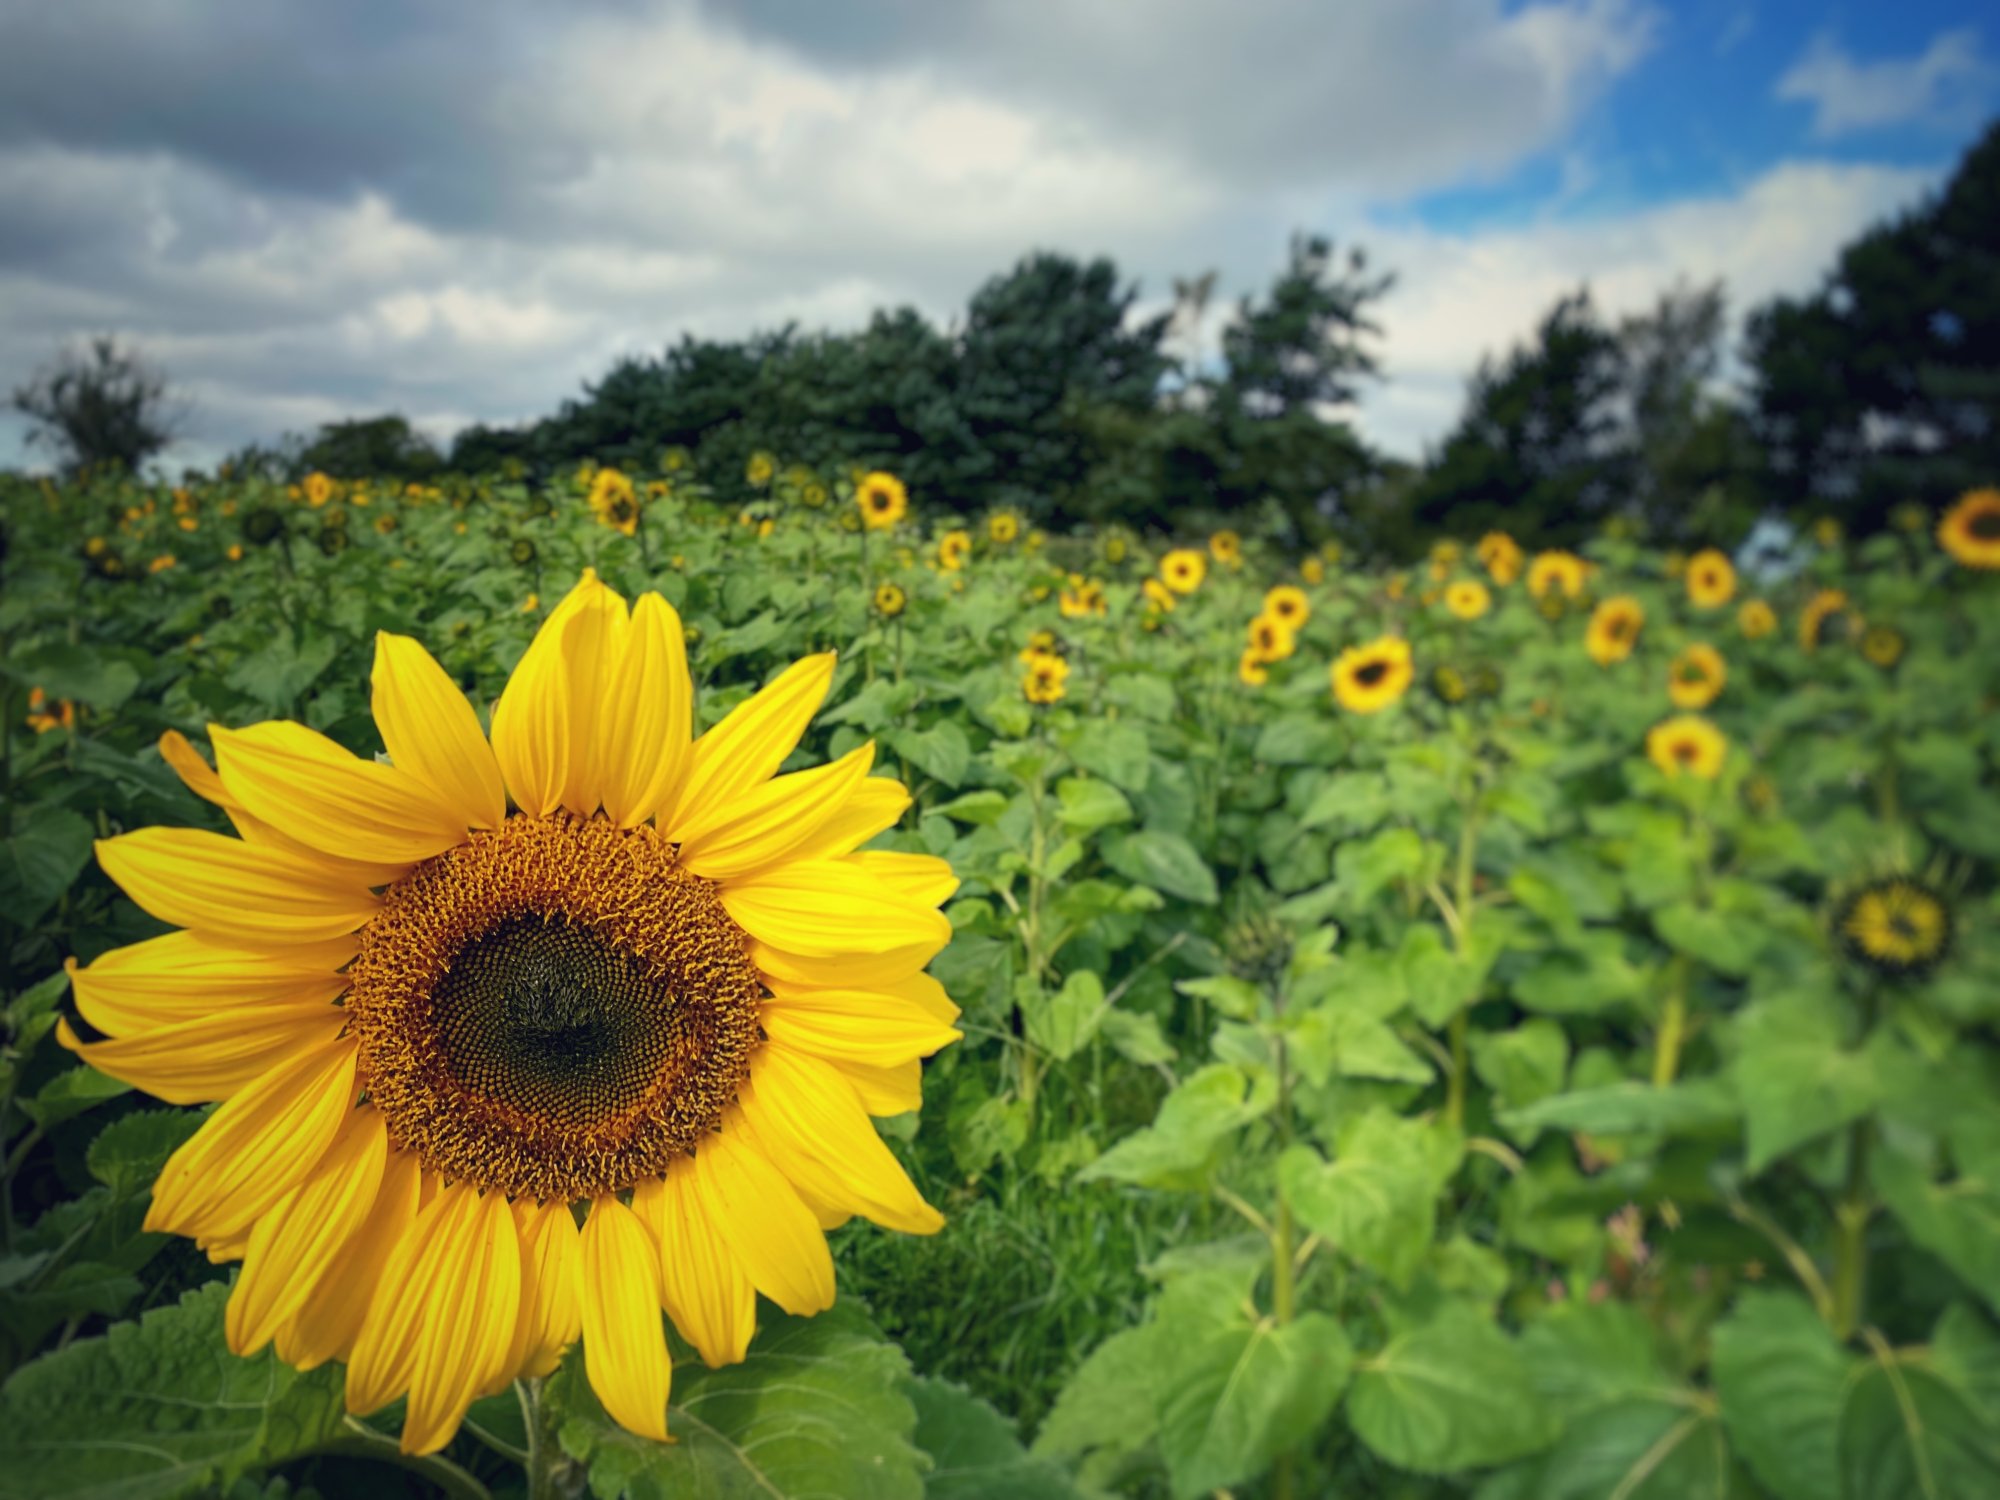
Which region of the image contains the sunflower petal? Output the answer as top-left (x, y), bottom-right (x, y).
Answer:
top-left (750, 939), bottom-right (944, 991)
top-left (786, 775), bottom-right (911, 862)
top-left (692, 1127), bottom-right (834, 1317)
top-left (676, 743), bottom-right (877, 881)
top-left (581, 1196), bottom-right (673, 1441)
top-left (827, 1057), bottom-right (923, 1116)
top-left (512, 1199), bottom-right (583, 1380)
top-left (634, 1166), bottom-right (755, 1369)
top-left (57, 1002), bottom-right (344, 1105)
top-left (212, 721), bottom-right (465, 865)
top-left (760, 978), bottom-right (960, 1068)
top-left (401, 1186), bottom-right (523, 1455)
top-left (666, 653), bottom-right (836, 835)
top-left (277, 1148), bottom-right (424, 1370)
top-left (722, 859), bottom-right (950, 960)
top-left (96, 827), bottom-right (377, 947)
top-left (227, 1108), bottom-right (389, 1355)
top-left (845, 850), bottom-right (960, 907)
top-left (146, 1037), bottom-right (358, 1239)
top-left (740, 1044), bottom-right (944, 1234)
top-left (372, 632), bottom-right (506, 831)
top-left (66, 931), bottom-right (353, 1035)
top-left (490, 587), bottom-right (582, 819)
top-left (557, 579), bottom-right (630, 819)
top-left (601, 593), bottom-right (694, 829)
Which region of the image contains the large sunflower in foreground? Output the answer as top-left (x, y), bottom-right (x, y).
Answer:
top-left (60, 571), bottom-right (960, 1456)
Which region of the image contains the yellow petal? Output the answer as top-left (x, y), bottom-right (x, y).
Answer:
top-left (786, 776), bottom-right (911, 862)
top-left (58, 1002), bottom-right (343, 1105)
top-left (277, 1148), bottom-right (423, 1370)
top-left (739, 1045), bottom-right (943, 1234)
top-left (556, 579), bottom-right (630, 818)
top-left (147, 1037), bottom-right (358, 1239)
top-left (845, 850), bottom-right (960, 907)
top-left (581, 1196), bottom-right (674, 1442)
top-left (97, 827), bottom-right (377, 947)
top-left (490, 580), bottom-right (594, 818)
top-left (512, 1198), bottom-right (582, 1380)
top-left (677, 743), bottom-right (877, 881)
top-left (401, 1186), bottom-right (523, 1455)
top-left (213, 721), bottom-right (466, 865)
top-left (665, 653), bottom-right (836, 834)
top-left (750, 938), bottom-right (943, 991)
top-left (227, 1108), bottom-right (389, 1355)
top-left (828, 1057), bottom-right (924, 1116)
top-left (158, 728), bottom-right (231, 805)
top-left (692, 1127), bottom-right (835, 1316)
top-left (722, 859), bottom-right (950, 960)
top-left (66, 931), bottom-right (353, 1035)
top-left (599, 593), bottom-right (694, 829)
top-left (760, 979), bottom-right (960, 1068)
top-left (634, 1167), bottom-right (755, 1369)
top-left (372, 632), bottom-right (506, 831)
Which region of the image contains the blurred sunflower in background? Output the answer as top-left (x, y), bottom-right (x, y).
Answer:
top-left (1738, 599), bottom-right (1777, 639)
top-left (1861, 623), bottom-right (1905, 669)
top-left (1445, 580), bottom-right (1491, 620)
top-left (1586, 596), bottom-right (1645, 665)
top-left (1238, 650), bottom-right (1270, 687)
top-left (61, 572), bottom-right (959, 1455)
top-left (1937, 487), bottom-right (2000, 569)
top-left (1160, 549), bottom-right (1206, 594)
top-left (937, 530), bottom-right (972, 572)
top-left (987, 510), bottom-right (1021, 546)
top-left (1263, 584), bottom-right (1310, 630)
top-left (745, 451), bottom-right (776, 488)
top-left (1209, 530), bottom-right (1243, 568)
top-left (1058, 575), bottom-right (1107, 618)
top-left (1800, 588), bottom-right (1851, 650)
top-left (856, 472), bottom-right (909, 530)
top-left (1835, 875), bottom-right (1953, 977)
top-left (587, 469), bottom-right (640, 537)
top-left (1330, 637), bottom-right (1413, 714)
top-left (1685, 548), bottom-right (1736, 608)
top-left (873, 581), bottom-right (907, 618)
top-left (1528, 549), bottom-right (1588, 601)
top-left (1245, 613), bottom-right (1296, 664)
top-left (1478, 531), bottom-right (1524, 586)
top-left (1646, 715), bottom-right (1727, 779)
top-left (1668, 643), bottom-right (1726, 709)
top-left (1022, 650), bottom-right (1069, 705)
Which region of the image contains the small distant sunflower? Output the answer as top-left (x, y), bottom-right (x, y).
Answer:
top-left (1160, 549), bottom-right (1206, 595)
top-left (511, 539), bottom-right (538, 567)
top-left (1445, 580), bottom-right (1491, 621)
top-left (1385, 573), bottom-right (1409, 603)
top-left (1245, 613), bottom-right (1296, 664)
top-left (587, 469), bottom-right (640, 538)
top-left (1330, 637), bottom-right (1413, 715)
top-left (61, 572), bottom-right (959, 1455)
top-left (856, 472), bottom-right (908, 531)
top-left (1738, 600), bottom-right (1776, 640)
top-left (1861, 624), bottom-right (1905, 670)
top-left (936, 530), bottom-right (972, 573)
top-left (1430, 664), bottom-right (1469, 705)
top-left (1668, 643), bottom-right (1726, 709)
top-left (1263, 585), bottom-right (1310, 630)
top-left (1799, 588), bottom-right (1850, 651)
top-left (25, 687), bottom-right (75, 734)
top-left (1320, 540), bottom-right (1345, 566)
top-left (1100, 530), bottom-right (1132, 567)
top-left (801, 482), bottom-right (830, 510)
top-left (873, 582), bottom-right (907, 618)
top-left (149, 554), bottom-right (177, 574)
top-left (1478, 532), bottom-right (1524, 587)
top-left (1528, 550), bottom-right (1588, 601)
top-left (1646, 715), bottom-right (1726, 780)
top-left (1586, 596), bottom-right (1645, 666)
top-left (1141, 578), bottom-right (1177, 616)
top-left (1834, 875), bottom-right (1953, 977)
top-left (988, 510), bottom-right (1021, 546)
top-left (1300, 556), bottom-right (1326, 585)
top-left (1237, 650), bottom-right (1270, 687)
top-left (1058, 575), bottom-right (1107, 619)
top-left (1209, 530), bottom-right (1243, 568)
top-left (1022, 650), bottom-right (1070, 705)
top-left (745, 452), bottom-right (776, 488)
top-left (660, 446), bottom-right (690, 474)
top-left (1018, 629), bottom-right (1061, 664)
top-left (1937, 488), bottom-right (2000, 569)
top-left (303, 472), bottom-right (336, 509)
top-left (1686, 549), bottom-right (1736, 609)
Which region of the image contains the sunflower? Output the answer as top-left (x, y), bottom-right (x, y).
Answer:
top-left (1646, 715), bottom-right (1726, 780)
top-left (1141, 578), bottom-right (1177, 616)
top-left (1300, 556), bottom-right (1326, 585)
top-left (1686, 549), bottom-right (1735, 608)
top-left (62, 572), bottom-right (959, 1455)
top-left (1799, 588), bottom-right (1850, 650)
top-left (1058, 575), bottom-right (1107, 619)
top-left (304, 472), bottom-right (336, 509)
top-left (1477, 532), bottom-right (1523, 586)
top-left (937, 530), bottom-right (972, 573)
top-left (1429, 664), bottom-right (1469, 705)
top-left (1738, 600), bottom-right (1776, 640)
top-left (1330, 637), bottom-right (1413, 715)
top-left (1445, 580), bottom-right (1490, 620)
top-left (745, 452), bottom-right (776, 488)
top-left (1209, 530), bottom-right (1243, 568)
top-left (1861, 624), bottom-right (1905, 670)
top-left (1262, 585), bottom-right (1310, 630)
top-left (1245, 613), bottom-right (1296, 663)
top-left (1018, 628), bottom-right (1061, 664)
top-left (1160, 549), bottom-right (1206, 595)
top-left (1668, 643), bottom-right (1726, 709)
top-left (1585, 596), bottom-right (1645, 666)
top-left (1835, 876), bottom-right (1953, 977)
top-left (1237, 650), bottom-right (1269, 687)
top-left (1528, 550), bottom-right (1588, 601)
top-left (588, 470), bottom-right (640, 538)
top-left (1022, 650), bottom-right (1069, 705)
top-left (987, 510), bottom-right (1021, 546)
top-left (873, 582), bottom-right (907, 619)
top-left (25, 686), bottom-right (75, 734)
top-left (856, 472), bottom-right (908, 530)
top-left (1937, 488), bottom-right (2000, 569)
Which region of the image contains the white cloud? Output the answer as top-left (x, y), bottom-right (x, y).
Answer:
top-left (1777, 28), bottom-right (1995, 138)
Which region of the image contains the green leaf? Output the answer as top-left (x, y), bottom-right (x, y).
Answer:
top-left (1521, 1400), bottom-right (1731, 1500)
top-left (1279, 1110), bottom-right (1443, 1287)
top-left (934, 789), bottom-right (1010, 826)
top-left (557, 1301), bottom-right (925, 1500)
top-left (1022, 970), bottom-right (1105, 1062)
top-left (1510, 930), bottom-right (1646, 1016)
top-left (1032, 1323), bottom-right (1163, 1469)
top-left (5, 642), bottom-right (143, 710)
top-left (1498, 1078), bottom-right (1737, 1140)
top-left (891, 721), bottom-right (973, 788)
top-left (1254, 713), bottom-right (1345, 766)
top-left (1732, 995), bottom-right (1897, 1173)
top-left (1472, 1020), bottom-right (1570, 1138)
top-left (909, 1378), bottom-right (1083, 1499)
top-left (1103, 830), bottom-right (1217, 905)
top-left (1055, 777), bottom-right (1133, 833)
top-left (1065, 721), bottom-right (1151, 791)
top-left (1516, 1301), bottom-right (1666, 1421)
top-left (223, 634), bottom-right (338, 712)
top-left (21, 1066), bottom-right (133, 1130)
top-left (1078, 1065), bottom-right (1275, 1189)
top-left (1334, 827), bottom-right (1426, 903)
top-left (1348, 1307), bottom-right (1559, 1474)
top-left (1175, 974), bottom-right (1262, 1021)
top-left (1653, 899), bottom-right (1766, 977)
top-left (0, 1283), bottom-right (346, 1499)
top-left (1838, 1346), bottom-right (2000, 1500)
top-left (1710, 1290), bottom-right (1852, 1500)
top-left (0, 805), bottom-right (95, 928)
top-left (1100, 1009), bottom-right (1176, 1067)
top-left (1875, 1149), bottom-right (2000, 1320)
top-left (1299, 772), bottom-right (1392, 834)
top-left (87, 1110), bottom-right (205, 1199)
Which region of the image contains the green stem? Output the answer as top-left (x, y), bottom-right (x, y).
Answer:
top-left (326, 1418), bottom-right (492, 1500)
top-left (1446, 1012), bottom-right (1470, 1130)
top-left (1443, 785), bottom-right (1482, 1132)
top-left (1831, 988), bottom-right (1881, 1340)
top-left (518, 1377), bottom-right (577, 1500)
top-left (1270, 1028), bottom-right (1298, 1500)
top-left (1652, 957), bottom-right (1690, 1087)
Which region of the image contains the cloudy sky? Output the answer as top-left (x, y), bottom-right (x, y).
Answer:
top-left (0, 0), bottom-right (1993, 472)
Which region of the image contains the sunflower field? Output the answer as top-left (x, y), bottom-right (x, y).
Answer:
top-left (1, 461), bottom-right (1998, 1500)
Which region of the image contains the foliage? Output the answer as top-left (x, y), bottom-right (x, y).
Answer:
top-left (10, 336), bottom-right (182, 477)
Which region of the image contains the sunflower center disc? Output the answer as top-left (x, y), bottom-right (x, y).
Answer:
top-left (347, 813), bottom-right (763, 1201)
top-left (1969, 508), bottom-right (2000, 540)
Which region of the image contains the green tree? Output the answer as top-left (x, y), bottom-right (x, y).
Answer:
top-left (11, 336), bottom-right (181, 476)
top-left (296, 414), bottom-right (442, 482)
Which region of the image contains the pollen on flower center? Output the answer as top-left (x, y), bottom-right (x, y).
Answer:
top-left (347, 812), bottom-right (763, 1201)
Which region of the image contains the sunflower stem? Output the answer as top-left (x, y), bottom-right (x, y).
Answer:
top-left (327, 1417), bottom-right (493, 1500)
top-left (1831, 988), bottom-right (1881, 1340)
top-left (1652, 956), bottom-right (1690, 1087)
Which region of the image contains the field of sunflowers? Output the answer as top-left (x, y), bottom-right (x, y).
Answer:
top-left (1, 458), bottom-right (1998, 1500)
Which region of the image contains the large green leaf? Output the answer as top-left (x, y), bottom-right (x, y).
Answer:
top-left (1709, 1290), bottom-right (1851, 1500)
top-left (1032, 1323), bottom-right (1162, 1471)
top-left (1875, 1148), bottom-right (2000, 1319)
top-left (1498, 1078), bottom-right (1737, 1139)
top-left (557, 1301), bottom-right (926, 1500)
top-left (1065, 721), bottom-right (1151, 792)
top-left (0, 804), bottom-right (95, 927)
top-left (908, 1378), bottom-right (1082, 1499)
top-left (1731, 994), bottom-right (1897, 1173)
top-left (1279, 1111), bottom-right (1441, 1287)
top-left (1021, 969), bottom-right (1105, 1062)
top-left (1838, 1347), bottom-right (2000, 1500)
top-left (1348, 1307), bottom-right (1558, 1474)
top-left (1078, 1065), bottom-right (1275, 1189)
top-left (1102, 830), bottom-right (1217, 905)
top-left (0, 1283), bottom-right (347, 1500)
top-left (1521, 1399), bottom-right (1732, 1500)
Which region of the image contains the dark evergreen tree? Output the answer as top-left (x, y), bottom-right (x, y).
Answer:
top-left (12, 336), bottom-right (181, 475)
